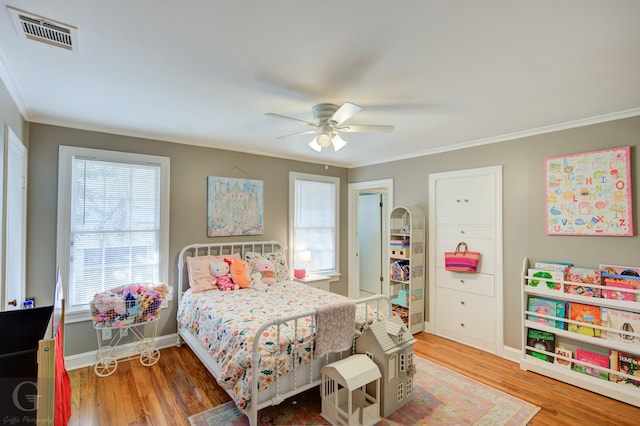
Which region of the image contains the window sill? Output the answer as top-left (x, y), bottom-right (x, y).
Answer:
top-left (65, 309), bottom-right (92, 324)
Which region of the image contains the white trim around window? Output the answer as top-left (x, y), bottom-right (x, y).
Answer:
top-left (56, 146), bottom-right (170, 323)
top-left (288, 172), bottom-right (340, 279)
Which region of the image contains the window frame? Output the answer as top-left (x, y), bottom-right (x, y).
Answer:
top-left (56, 146), bottom-right (170, 323)
top-left (288, 172), bottom-right (340, 279)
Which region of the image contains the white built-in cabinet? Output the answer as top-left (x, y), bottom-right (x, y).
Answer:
top-left (389, 205), bottom-right (425, 334)
top-left (428, 166), bottom-right (503, 355)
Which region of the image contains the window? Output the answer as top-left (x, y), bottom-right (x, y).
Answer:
top-left (406, 377), bottom-right (413, 397)
top-left (57, 146), bottom-right (170, 322)
top-left (388, 354), bottom-right (397, 380)
top-left (396, 382), bottom-right (404, 402)
top-left (289, 172), bottom-right (339, 277)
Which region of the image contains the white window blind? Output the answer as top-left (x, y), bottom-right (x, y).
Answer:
top-left (70, 158), bottom-right (160, 308)
top-left (290, 173), bottom-right (339, 276)
top-left (57, 146), bottom-right (170, 321)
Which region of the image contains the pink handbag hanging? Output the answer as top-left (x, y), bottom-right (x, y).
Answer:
top-left (444, 242), bottom-right (481, 273)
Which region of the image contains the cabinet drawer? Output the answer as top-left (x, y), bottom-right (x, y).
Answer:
top-left (435, 236), bottom-right (496, 274)
top-left (435, 267), bottom-right (494, 297)
top-left (435, 287), bottom-right (496, 345)
top-left (436, 225), bottom-right (495, 239)
top-left (434, 174), bottom-right (496, 226)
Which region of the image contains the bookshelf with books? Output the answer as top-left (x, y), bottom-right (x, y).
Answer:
top-left (388, 205), bottom-right (425, 334)
top-left (520, 257), bottom-right (640, 407)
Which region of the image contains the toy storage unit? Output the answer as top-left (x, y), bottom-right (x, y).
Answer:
top-left (388, 205), bottom-right (425, 334)
top-left (91, 284), bottom-right (166, 377)
top-left (520, 258), bottom-right (640, 407)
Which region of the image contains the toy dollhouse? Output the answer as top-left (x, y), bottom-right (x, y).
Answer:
top-left (320, 354), bottom-right (382, 426)
top-left (355, 316), bottom-right (416, 417)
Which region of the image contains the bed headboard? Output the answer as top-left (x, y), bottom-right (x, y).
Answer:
top-left (177, 240), bottom-right (286, 297)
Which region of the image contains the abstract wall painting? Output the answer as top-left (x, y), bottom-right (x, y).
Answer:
top-left (207, 176), bottom-right (263, 236)
top-left (545, 146), bottom-right (633, 236)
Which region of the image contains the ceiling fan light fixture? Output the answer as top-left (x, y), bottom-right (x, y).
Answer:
top-left (309, 137), bottom-right (322, 152)
top-left (267, 102), bottom-right (393, 154)
top-left (331, 133), bottom-right (347, 151)
top-left (316, 132), bottom-right (332, 148)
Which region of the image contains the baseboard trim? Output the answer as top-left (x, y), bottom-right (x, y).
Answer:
top-left (420, 327), bottom-right (521, 364)
top-left (502, 345), bottom-right (521, 363)
top-left (65, 333), bottom-right (178, 371)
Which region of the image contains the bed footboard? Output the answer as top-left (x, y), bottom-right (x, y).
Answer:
top-left (246, 294), bottom-right (390, 426)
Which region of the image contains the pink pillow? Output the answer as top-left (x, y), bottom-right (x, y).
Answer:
top-left (245, 251), bottom-right (289, 282)
top-left (186, 254), bottom-right (239, 293)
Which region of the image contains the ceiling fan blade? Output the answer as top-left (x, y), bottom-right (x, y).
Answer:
top-left (338, 124), bottom-right (394, 133)
top-left (330, 102), bottom-right (362, 125)
top-left (308, 138), bottom-right (322, 152)
top-left (265, 112), bottom-right (317, 126)
top-left (276, 129), bottom-right (319, 139)
top-left (331, 134), bottom-right (347, 151)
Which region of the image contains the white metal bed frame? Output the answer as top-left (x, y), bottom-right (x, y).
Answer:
top-left (175, 240), bottom-right (390, 426)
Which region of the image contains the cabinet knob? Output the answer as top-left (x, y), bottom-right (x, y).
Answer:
top-left (460, 230), bottom-right (465, 234)
top-left (460, 280), bottom-right (465, 284)
top-left (456, 199), bottom-right (461, 203)
top-left (460, 323), bottom-right (465, 327)
top-left (464, 199), bottom-right (469, 203)
top-left (460, 301), bottom-right (465, 305)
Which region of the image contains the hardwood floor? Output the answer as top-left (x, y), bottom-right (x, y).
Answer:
top-left (68, 333), bottom-right (640, 425)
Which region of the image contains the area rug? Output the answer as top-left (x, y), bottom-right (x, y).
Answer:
top-left (189, 355), bottom-right (540, 425)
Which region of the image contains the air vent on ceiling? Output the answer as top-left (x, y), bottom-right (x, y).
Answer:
top-left (7, 6), bottom-right (78, 52)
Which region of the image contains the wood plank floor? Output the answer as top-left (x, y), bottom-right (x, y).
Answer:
top-left (68, 332), bottom-right (640, 425)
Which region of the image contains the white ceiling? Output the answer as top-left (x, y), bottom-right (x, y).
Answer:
top-left (1, 1), bottom-right (639, 168)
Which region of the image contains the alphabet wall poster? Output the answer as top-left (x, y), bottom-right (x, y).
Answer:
top-left (545, 146), bottom-right (633, 236)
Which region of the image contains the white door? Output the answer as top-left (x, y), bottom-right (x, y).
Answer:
top-left (3, 128), bottom-right (27, 311)
top-left (348, 179), bottom-right (393, 299)
top-left (358, 193), bottom-right (383, 297)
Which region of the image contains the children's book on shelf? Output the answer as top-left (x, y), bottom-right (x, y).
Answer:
top-left (527, 296), bottom-right (565, 329)
top-left (564, 267), bottom-right (601, 297)
top-left (573, 349), bottom-right (609, 380)
top-left (526, 328), bottom-right (556, 363)
top-left (599, 264), bottom-right (640, 277)
top-left (534, 261), bottom-right (572, 273)
top-left (601, 307), bottom-right (640, 344)
top-left (602, 272), bottom-right (640, 302)
top-left (609, 350), bottom-right (640, 386)
top-left (527, 269), bottom-right (564, 293)
top-left (554, 347), bottom-right (573, 369)
top-left (567, 302), bottom-right (601, 338)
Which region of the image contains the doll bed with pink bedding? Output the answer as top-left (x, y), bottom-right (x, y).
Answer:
top-left (175, 241), bottom-right (389, 426)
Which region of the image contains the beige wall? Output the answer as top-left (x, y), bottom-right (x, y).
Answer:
top-left (349, 116), bottom-right (640, 349)
top-left (15, 89), bottom-right (640, 355)
top-left (27, 123), bottom-right (349, 355)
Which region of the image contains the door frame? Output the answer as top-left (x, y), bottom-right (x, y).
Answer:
top-left (347, 179), bottom-right (393, 299)
top-left (1, 125), bottom-right (27, 311)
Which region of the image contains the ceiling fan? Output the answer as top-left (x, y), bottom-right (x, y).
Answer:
top-left (265, 102), bottom-right (393, 152)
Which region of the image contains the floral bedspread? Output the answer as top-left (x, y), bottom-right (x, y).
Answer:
top-left (177, 280), bottom-right (382, 412)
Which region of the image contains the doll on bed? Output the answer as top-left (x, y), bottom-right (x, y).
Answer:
top-left (211, 260), bottom-right (238, 291)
